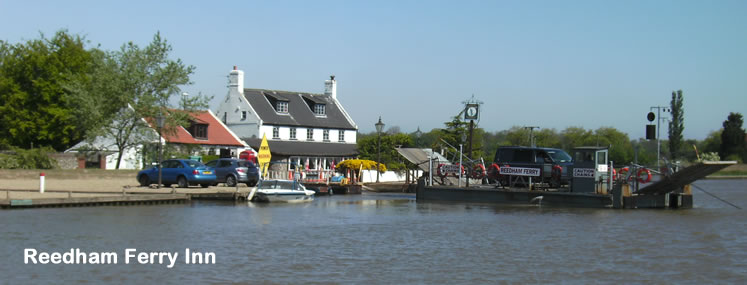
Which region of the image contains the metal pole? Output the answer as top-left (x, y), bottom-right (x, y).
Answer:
top-left (376, 132), bottom-right (381, 183)
top-left (157, 136), bottom-right (162, 189)
top-left (458, 144), bottom-right (463, 187)
top-left (657, 107), bottom-right (661, 170)
top-left (428, 152), bottom-right (433, 186)
top-left (466, 120), bottom-right (474, 187)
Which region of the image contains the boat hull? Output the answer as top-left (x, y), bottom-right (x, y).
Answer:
top-left (253, 192), bottom-right (314, 203)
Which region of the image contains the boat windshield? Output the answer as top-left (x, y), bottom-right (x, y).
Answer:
top-left (547, 150), bottom-right (572, 163)
top-left (258, 180), bottom-right (298, 190)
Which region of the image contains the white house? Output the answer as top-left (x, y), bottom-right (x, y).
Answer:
top-left (215, 66), bottom-right (358, 173)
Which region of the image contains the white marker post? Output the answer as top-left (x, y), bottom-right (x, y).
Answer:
top-left (39, 172), bottom-right (45, 193)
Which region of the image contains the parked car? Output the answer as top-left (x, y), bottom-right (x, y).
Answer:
top-left (137, 159), bottom-right (216, 188)
top-left (205, 158), bottom-right (259, 187)
top-left (492, 146), bottom-right (574, 187)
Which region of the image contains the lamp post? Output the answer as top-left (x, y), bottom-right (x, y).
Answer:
top-left (156, 113), bottom-right (165, 189)
top-left (650, 106), bottom-right (670, 169)
top-left (375, 117), bottom-right (385, 183)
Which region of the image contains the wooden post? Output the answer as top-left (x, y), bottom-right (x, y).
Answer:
top-left (622, 184), bottom-right (631, 197)
top-left (683, 184), bottom-right (692, 195)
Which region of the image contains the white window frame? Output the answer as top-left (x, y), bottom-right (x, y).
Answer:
top-left (290, 128), bottom-right (297, 140)
top-left (307, 129), bottom-right (314, 141)
top-left (338, 130), bottom-right (345, 142)
top-left (323, 129), bottom-right (330, 142)
top-left (314, 104), bottom-right (326, 116)
top-left (272, 127), bottom-right (279, 139)
top-left (276, 101), bottom-right (288, 113)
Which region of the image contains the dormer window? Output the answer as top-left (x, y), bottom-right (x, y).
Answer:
top-left (188, 122), bottom-right (208, 140)
top-left (276, 101), bottom-right (288, 113)
top-left (314, 104), bottom-right (326, 116)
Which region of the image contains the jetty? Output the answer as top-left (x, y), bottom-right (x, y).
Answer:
top-left (416, 161), bottom-right (736, 209)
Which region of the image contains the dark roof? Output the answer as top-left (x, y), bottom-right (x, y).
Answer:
top-left (243, 89), bottom-right (356, 130)
top-left (244, 138), bottom-right (358, 157)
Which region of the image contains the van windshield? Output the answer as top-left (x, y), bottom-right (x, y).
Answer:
top-left (547, 150), bottom-right (572, 163)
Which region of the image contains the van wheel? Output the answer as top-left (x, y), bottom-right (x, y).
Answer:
top-left (177, 176), bottom-right (189, 188)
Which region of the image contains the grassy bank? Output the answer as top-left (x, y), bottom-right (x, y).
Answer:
top-left (711, 164), bottom-right (747, 177)
top-left (0, 169), bottom-right (138, 180)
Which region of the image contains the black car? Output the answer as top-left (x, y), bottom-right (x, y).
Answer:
top-left (491, 146), bottom-right (573, 187)
top-left (205, 158), bottom-right (259, 187)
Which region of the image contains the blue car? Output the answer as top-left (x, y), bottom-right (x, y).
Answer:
top-left (137, 159), bottom-right (216, 188)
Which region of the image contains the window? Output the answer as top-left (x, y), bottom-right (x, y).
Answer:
top-left (290, 128), bottom-right (297, 140)
top-left (323, 129), bottom-right (330, 142)
top-left (338, 130), bottom-right (345, 142)
top-left (314, 104), bottom-right (326, 116)
top-left (307, 129), bottom-right (314, 141)
top-left (276, 101), bottom-right (288, 113)
top-left (272, 127), bottom-right (279, 139)
top-left (189, 122), bottom-right (208, 140)
top-left (241, 111), bottom-right (247, 120)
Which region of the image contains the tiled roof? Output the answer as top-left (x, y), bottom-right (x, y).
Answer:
top-left (150, 110), bottom-right (246, 147)
top-left (243, 89), bottom-right (356, 130)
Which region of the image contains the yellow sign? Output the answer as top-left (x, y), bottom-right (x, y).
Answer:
top-left (257, 134), bottom-right (272, 177)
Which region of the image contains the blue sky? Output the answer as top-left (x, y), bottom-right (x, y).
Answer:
top-left (2, 0), bottom-right (745, 140)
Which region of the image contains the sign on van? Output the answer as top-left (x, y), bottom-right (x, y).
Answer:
top-left (500, 167), bottom-right (540, 177)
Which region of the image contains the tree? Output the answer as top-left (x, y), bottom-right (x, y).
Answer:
top-left (720, 112), bottom-right (746, 162)
top-left (668, 90), bottom-right (684, 161)
top-left (0, 30), bottom-right (97, 150)
top-left (75, 32), bottom-right (209, 169)
top-left (356, 132), bottom-right (413, 171)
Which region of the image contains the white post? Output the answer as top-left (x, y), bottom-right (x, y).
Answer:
top-left (39, 172), bottom-right (45, 193)
top-left (428, 153), bottom-right (433, 186)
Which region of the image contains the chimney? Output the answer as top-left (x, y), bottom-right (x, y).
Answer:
top-left (229, 66), bottom-right (244, 93)
top-left (324, 75), bottom-right (337, 100)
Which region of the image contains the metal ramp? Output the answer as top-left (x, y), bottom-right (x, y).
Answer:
top-left (637, 161), bottom-right (736, 195)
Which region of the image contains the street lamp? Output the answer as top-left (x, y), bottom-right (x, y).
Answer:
top-left (156, 113), bottom-right (165, 189)
top-left (375, 117), bottom-right (385, 183)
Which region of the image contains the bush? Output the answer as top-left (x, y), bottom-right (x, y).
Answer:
top-left (337, 159), bottom-right (387, 172)
top-left (0, 147), bottom-right (58, 169)
top-left (698, 152), bottom-right (721, 162)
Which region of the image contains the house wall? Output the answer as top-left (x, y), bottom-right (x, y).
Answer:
top-left (105, 145), bottom-right (143, 170)
top-left (260, 125), bottom-right (356, 144)
top-left (215, 68), bottom-right (261, 140)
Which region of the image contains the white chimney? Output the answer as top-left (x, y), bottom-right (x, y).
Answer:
top-left (229, 65), bottom-right (244, 93)
top-left (324, 75), bottom-right (337, 99)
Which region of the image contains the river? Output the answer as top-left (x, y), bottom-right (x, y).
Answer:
top-left (1, 179), bottom-right (745, 284)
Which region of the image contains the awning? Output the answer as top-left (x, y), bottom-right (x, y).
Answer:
top-left (243, 138), bottom-right (358, 157)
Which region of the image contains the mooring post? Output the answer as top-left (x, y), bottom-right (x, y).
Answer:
top-left (68, 191), bottom-right (72, 198)
top-left (39, 172), bottom-right (45, 193)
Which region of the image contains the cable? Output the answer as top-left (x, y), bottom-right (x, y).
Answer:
top-left (691, 183), bottom-right (741, 210)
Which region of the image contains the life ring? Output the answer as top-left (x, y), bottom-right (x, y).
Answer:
top-left (471, 164), bottom-right (486, 179)
top-left (455, 164), bottom-right (465, 177)
top-left (637, 168), bottom-right (652, 184)
top-left (487, 163), bottom-right (501, 179)
top-left (551, 165), bottom-right (562, 185)
top-left (608, 168), bottom-right (617, 182)
top-left (619, 167), bottom-right (630, 181)
top-left (436, 163), bottom-right (447, 178)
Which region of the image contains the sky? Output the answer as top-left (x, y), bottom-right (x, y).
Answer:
top-left (1, 0), bottom-right (746, 140)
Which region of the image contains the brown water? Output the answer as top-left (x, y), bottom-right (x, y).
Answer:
top-left (1, 179), bottom-right (745, 284)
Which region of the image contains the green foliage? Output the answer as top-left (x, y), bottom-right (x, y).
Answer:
top-left (434, 116), bottom-right (485, 160)
top-left (0, 147), bottom-right (57, 169)
top-left (700, 130), bottom-right (722, 154)
top-left (668, 90), bottom-right (684, 160)
top-left (76, 32), bottom-right (210, 169)
top-left (720, 112), bottom-right (746, 162)
top-left (356, 133), bottom-right (412, 171)
top-left (0, 30), bottom-right (97, 151)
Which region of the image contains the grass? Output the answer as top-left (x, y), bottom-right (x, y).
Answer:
top-left (710, 164), bottom-right (747, 176)
top-left (0, 169), bottom-right (138, 180)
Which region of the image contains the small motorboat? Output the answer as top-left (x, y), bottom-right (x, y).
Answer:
top-left (249, 179), bottom-right (315, 203)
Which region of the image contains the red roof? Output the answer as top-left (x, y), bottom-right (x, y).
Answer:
top-left (149, 110), bottom-right (245, 147)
